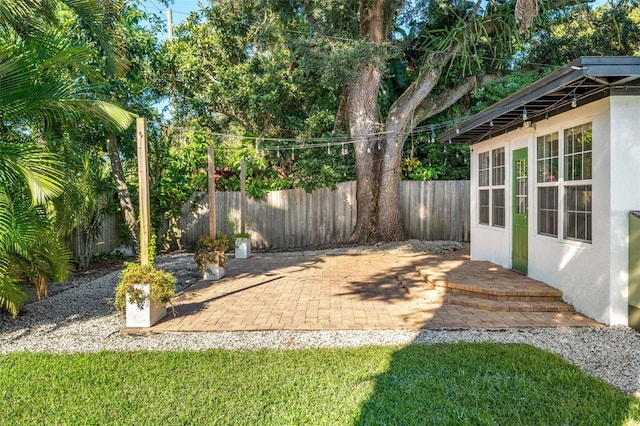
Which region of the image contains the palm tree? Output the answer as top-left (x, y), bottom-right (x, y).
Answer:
top-left (0, 0), bottom-right (134, 316)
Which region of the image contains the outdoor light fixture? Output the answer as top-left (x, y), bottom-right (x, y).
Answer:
top-left (571, 96), bottom-right (578, 108)
top-left (456, 127), bottom-right (460, 134)
top-left (522, 106), bottom-right (528, 121)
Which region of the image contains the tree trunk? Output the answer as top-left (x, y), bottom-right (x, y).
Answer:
top-left (346, 1), bottom-right (505, 243)
top-left (106, 134), bottom-right (139, 254)
top-left (347, 0), bottom-right (386, 242)
top-left (347, 0), bottom-right (392, 243)
top-left (347, 64), bottom-right (384, 243)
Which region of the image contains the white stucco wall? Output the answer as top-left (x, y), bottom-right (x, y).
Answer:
top-left (608, 94), bottom-right (640, 325)
top-left (527, 99), bottom-right (612, 324)
top-left (470, 96), bottom-right (640, 325)
top-left (470, 133), bottom-right (530, 267)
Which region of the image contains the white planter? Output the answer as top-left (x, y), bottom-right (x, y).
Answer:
top-left (203, 261), bottom-right (225, 280)
top-left (235, 237), bottom-right (251, 259)
top-left (125, 283), bottom-right (167, 328)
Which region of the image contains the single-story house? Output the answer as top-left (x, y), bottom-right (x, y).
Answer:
top-left (440, 56), bottom-right (640, 326)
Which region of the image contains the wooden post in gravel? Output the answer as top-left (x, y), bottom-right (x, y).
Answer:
top-left (208, 145), bottom-right (216, 237)
top-left (136, 117), bottom-right (151, 266)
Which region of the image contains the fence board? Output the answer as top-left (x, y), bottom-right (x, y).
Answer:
top-left (85, 180), bottom-right (469, 257)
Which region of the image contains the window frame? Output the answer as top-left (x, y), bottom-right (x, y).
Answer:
top-left (535, 123), bottom-right (592, 244)
top-left (477, 147), bottom-right (506, 228)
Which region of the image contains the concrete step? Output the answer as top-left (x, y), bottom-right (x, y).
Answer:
top-left (444, 294), bottom-right (575, 313)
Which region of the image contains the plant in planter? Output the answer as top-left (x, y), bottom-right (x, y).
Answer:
top-left (114, 262), bottom-right (176, 328)
top-left (233, 232), bottom-right (251, 259)
top-left (194, 233), bottom-right (229, 280)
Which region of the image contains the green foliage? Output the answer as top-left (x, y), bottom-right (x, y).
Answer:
top-left (523, 1), bottom-right (640, 66)
top-left (113, 262), bottom-right (176, 311)
top-left (468, 70), bottom-right (546, 114)
top-left (0, 0), bottom-right (137, 316)
top-left (0, 142), bottom-right (73, 317)
top-left (401, 136), bottom-right (470, 181)
top-left (194, 234), bottom-right (229, 270)
top-left (0, 344), bottom-right (638, 424)
top-left (0, 0), bottom-right (134, 130)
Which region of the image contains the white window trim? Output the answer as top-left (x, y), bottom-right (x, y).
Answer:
top-left (477, 148), bottom-right (506, 229)
top-left (535, 123), bottom-right (593, 244)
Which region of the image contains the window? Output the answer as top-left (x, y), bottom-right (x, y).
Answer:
top-left (538, 187), bottom-right (558, 237)
top-left (564, 123), bottom-right (592, 181)
top-left (492, 148), bottom-right (505, 227)
top-left (478, 148), bottom-right (505, 228)
top-left (535, 123), bottom-right (592, 243)
top-left (492, 189), bottom-right (505, 227)
top-left (479, 189), bottom-right (490, 225)
top-left (537, 132), bottom-right (558, 183)
top-left (565, 185), bottom-right (592, 241)
top-left (478, 152), bottom-right (490, 225)
top-left (564, 123), bottom-right (592, 242)
top-left (536, 132), bottom-right (559, 237)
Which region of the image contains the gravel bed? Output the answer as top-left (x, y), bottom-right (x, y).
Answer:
top-left (1, 241), bottom-right (639, 397)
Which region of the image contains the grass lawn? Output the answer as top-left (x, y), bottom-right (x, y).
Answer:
top-left (1, 343), bottom-right (638, 425)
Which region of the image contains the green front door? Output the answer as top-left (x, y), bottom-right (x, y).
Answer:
top-left (512, 148), bottom-right (528, 274)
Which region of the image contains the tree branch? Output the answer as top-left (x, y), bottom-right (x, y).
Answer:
top-left (411, 73), bottom-right (504, 131)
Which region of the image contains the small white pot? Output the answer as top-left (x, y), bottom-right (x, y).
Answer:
top-left (235, 237), bottom-right (251, 259)
top-left (125, 283), bottom-right (167, 328)
top-left (203, 261), bottom-right (225, 280)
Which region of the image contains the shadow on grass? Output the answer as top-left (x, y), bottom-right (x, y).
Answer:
top-left (355, 342), bottom-right (640, 425)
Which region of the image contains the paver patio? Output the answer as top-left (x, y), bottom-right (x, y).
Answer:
top-left (145, 247), bottom-right (601, 333)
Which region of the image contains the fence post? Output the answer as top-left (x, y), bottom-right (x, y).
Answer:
top-left (208, 145), bottom-right (216, 237)
top-left (241, 157), bottom-right (246, 234)
top-left (136, 117), bottom-right (151, 266)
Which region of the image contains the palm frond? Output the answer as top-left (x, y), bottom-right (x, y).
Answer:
top-left (0, 143), bottom-right (65, 203)
top-left (56, 0), bottom-right (128, 75)
top-left (0, 274), bottom-right (28, 318)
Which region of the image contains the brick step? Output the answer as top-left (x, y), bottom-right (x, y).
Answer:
top-left (416, 267), bottom-right (564, 302)
top-left (396, 272), bottom-right (435, 293)
top-left (444, 294), bottom-right (575, 313)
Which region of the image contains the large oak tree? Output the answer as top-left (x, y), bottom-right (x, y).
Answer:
top-left (172, 0), bottom-right (595, 243)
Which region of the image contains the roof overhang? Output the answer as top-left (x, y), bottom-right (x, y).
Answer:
top-left (439, 56), bottom-right (640, 145)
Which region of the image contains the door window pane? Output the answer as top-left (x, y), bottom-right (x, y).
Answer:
top-left (516, 158), bottom-right (528, 215)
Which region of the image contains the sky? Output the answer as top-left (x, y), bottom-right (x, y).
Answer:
top-left (143, 0), bottom-right (611, 34)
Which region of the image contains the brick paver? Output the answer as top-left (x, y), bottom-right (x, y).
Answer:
top-left (147, 248), bottom-right (602, 333)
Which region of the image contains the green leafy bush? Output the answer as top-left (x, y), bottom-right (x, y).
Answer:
top-left (194, 234), bottom-right (229, 270)
top-left (114, 263), bottom-right (176, 310)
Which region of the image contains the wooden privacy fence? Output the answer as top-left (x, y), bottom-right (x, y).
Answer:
top-left (69, 213), bottom-right (120, 257)
top-left (177, 180), bottom-right (470, 250)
